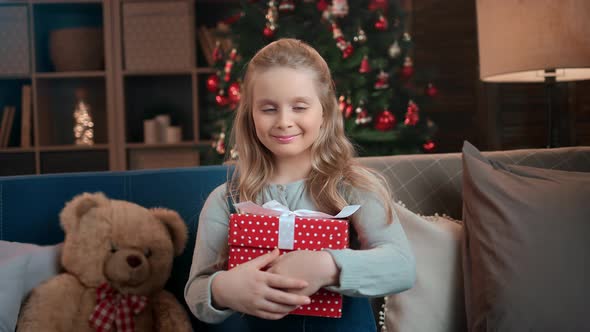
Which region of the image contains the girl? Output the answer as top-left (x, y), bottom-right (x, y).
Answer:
top-left (184, 39), bottom-right (415, 331)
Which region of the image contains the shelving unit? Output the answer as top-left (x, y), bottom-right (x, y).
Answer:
top-left (0, 0), bottom-right (237, 176)
top-left (0, 0), bottom-right (113, 176)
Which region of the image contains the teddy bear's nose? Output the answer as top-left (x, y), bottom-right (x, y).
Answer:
top-left (126, 255), bottom-right (142, 268)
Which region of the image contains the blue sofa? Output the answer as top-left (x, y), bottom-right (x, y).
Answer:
top-left (0, 165), bottom-right (237, 331)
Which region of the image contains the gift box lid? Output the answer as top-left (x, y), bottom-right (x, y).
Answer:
top-left (229, 213), bottom-right (349, 251)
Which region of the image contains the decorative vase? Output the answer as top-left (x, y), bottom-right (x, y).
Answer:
top-left (49, 27), bottom-right (104, 71)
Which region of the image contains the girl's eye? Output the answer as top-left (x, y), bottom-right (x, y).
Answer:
top-left (261, 108), bottom-right (276, 113)
top-left (144, 248), bottom-right (152, 258)
top-left (293, 106), bottom-right (307, 111)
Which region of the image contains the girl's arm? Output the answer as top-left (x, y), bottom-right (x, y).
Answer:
top-left (184, 184), bottom-right (310, 323)
top-left (268, 189), bottom-right (416, 298)
top-left (183, 185), bottom-right (235, 323)
top-left (266, 249), bottom-right (340, 296)
top-left (323, 189), bottom-right (416, 297)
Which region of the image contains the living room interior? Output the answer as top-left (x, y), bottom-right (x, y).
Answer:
top-left (1, 1), bottom-right (589, 332)
top-left (1, 0), bottom-right (588, 176)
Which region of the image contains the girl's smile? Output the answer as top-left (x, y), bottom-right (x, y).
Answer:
top-left (272, 134), bottom-right (300, 143)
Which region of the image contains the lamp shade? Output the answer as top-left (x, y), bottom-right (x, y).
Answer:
top-left (476, 0), bottom-right (590, 82)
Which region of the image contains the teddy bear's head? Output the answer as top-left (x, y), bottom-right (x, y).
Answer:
top-left (59, 192), bottom-right (188, 295)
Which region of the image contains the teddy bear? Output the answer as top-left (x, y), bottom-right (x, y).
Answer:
top-left (17, 192), bottom-right (193, 332)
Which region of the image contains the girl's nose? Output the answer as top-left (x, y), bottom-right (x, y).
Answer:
top-left (276, 109), bottom-right (293, 128)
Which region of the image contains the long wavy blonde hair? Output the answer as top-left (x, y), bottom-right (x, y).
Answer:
top-left (227, 38), bottom-right (394, 225)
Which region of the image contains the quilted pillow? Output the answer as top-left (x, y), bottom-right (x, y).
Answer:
top-left (381, 202), bottom-right (466, 332)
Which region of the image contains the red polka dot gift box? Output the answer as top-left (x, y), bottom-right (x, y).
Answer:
top-left (228, 200), bottom-right (360, 318)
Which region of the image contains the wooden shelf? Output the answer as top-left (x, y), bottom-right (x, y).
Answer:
top-left (39, 144), bottom-right (109, 152)
top-left (31, 0), bottom-right (103, 4)
top-left (123, 67), bottom-right (217, 76)
top-left (196, 67), bottom-right (216, 74)
top-left (0, 147), bottom-right (35, 153)
top-left (195, 0), bottom-right (239, 3)
top-left (0, 74), bottom-right (32, 80)
top-left (35, 71), bottom-right (106, 79)
top-left (1, 0), bottom-right (223, 174)
top-left (0, 1), bottom-right (30, 5)
top-left (123, 69), bottom-right (194, 77)
top-left (126, 141), bottom-right (207, 149)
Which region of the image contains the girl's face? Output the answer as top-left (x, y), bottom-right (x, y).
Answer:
top-left (251, 67), bottom-right (324, 164)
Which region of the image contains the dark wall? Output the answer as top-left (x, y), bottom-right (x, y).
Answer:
top-left (408, 0), bottom-right (590, 152)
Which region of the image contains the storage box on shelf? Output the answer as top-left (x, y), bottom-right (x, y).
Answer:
top-left (122, 1), bottom-right (194, 72)
top-left (0, 5), bottom-right (30, 76)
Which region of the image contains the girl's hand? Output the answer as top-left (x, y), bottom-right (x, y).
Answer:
top-left (267, 250), bottom-right (339, 296)
top-left (211, 248), bottom-right (312, 320)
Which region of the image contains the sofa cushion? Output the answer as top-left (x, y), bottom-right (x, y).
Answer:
top-left (461, 141), bottom-right (590, 331)
top-left (0, 241), bottom-right (62, 331)
top-left (0, 251), bottom-right (26, 332)
top-left (383, 202), bottom-right (466, 332)
top-left (358, 145), bottom-right (590, 219)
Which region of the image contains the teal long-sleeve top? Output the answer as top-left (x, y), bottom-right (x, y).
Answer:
top-left (184, 179), bottom-right (416, 324)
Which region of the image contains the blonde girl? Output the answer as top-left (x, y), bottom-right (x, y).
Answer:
top-left (185, 38), bottom-right (415, 331)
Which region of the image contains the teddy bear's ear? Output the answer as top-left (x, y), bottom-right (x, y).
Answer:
top-left (151, 208), bottom-right (188, 256)
top-left (60, 192), bottom-right (109, 233)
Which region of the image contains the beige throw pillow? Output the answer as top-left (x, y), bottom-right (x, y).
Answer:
top-left (382, 202), bottom-right (466, 332)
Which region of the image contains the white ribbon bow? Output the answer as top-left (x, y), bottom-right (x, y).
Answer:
top-left (233, 200), bottom-right (360, 249)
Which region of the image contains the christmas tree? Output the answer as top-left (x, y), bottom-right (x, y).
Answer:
top-left (203, 0), bottom-right (437, 162)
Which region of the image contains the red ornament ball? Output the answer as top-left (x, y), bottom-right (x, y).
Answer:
top-left (206, 74), bottom-right (219, 93)
top-left (374, 16), bottom-right (388, 31)
top-left (215, 93), bottom-right (229, 107)
top-left (342, 44), bottom-right (354, 59)
top-left (423, 140), bottom-right (436, 153)
top-left (263, 26), bottom-right (275, 38)
top-left (425, 83), bottom-right (438, 97)
top-left (228, 82), bottom-right (241, 104)
top-left (344, 104), bottom-right (354, 119)
top-left (338, 96), bottom-right (346, 113)
top-left (401, 65), bottom-right (414, 79)
top-left (317, 0), bottom-right (328, 11)
top-left (375, 110), bottom-right (396, 131)
top-left (404, 112), bottom-right (419, 126)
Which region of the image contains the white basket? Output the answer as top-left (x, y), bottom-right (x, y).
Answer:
top-left (122, 1), bottom-right (194, 71)
top-left (0, 6), bottom-right (30, 75)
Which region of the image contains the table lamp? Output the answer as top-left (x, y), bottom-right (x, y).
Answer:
top-left (476, 0), bottom-right (590, 147)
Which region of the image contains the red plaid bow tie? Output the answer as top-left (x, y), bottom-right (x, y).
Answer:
top-left (89, 283), bottom-right (148, 332)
